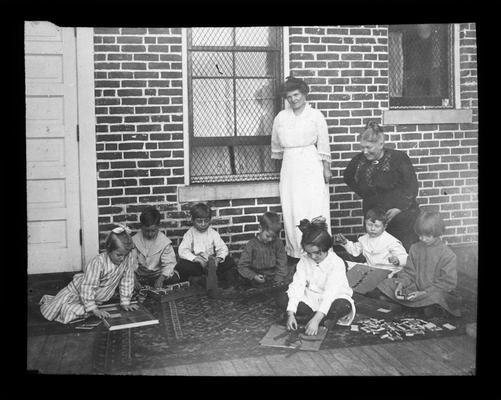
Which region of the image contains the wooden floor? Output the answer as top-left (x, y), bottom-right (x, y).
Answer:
top-left (27, 330), bottom-right (476, 376)
top-left (27, 246), bottom-right (478, 376)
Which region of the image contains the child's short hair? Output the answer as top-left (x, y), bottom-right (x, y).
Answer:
top-left (105, 230), bottom-right (134, 253)
top-left (414, 211), bottom-right (445, 237)
top-left (299, 217), bottom-right (333, 252)
top-left (365, 208), bottom-right (388, 225)
top-left (190, 203), bottom-right (212, 220)
top-left (259, 212), bottom-right (281, 233)
top-left (140, 206), bottom-right (161, 227)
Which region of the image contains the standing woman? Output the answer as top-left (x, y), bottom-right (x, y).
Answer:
top-left (271, 76), bottom-right (332, 260)
top-left (343, 122), bottom-right (420, 251)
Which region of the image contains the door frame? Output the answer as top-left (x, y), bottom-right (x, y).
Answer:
top-left (76, 27), bottom-right (99, 268)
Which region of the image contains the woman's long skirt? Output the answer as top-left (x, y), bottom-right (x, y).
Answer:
top-left (280, 145), bottom-right (331, 258)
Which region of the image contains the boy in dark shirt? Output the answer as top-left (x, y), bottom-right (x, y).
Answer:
top-left (237, 212), bottom-right (289, 286)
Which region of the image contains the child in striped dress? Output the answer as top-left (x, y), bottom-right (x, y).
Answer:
top-left (39, 225), bottom-right (139, 324)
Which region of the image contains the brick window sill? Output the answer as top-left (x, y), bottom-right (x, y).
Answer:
top-left (383, 109), bottom-right (472, 125)
top-left (178, 181), bottom-right (280, 202)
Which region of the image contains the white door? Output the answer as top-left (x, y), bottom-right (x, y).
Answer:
top-left (25, 21), bottom-right (82, 273)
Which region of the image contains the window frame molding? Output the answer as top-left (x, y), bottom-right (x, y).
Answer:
top-left (179, 26), bottom-right (289, 201)
top-left (383, 24), bottom-right (472, 125)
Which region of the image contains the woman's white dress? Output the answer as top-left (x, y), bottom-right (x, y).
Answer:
top-left (271, 103), bottom-right (331, 258)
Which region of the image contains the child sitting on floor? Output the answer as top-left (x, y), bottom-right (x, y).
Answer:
top-left (334, 207), bottom-right (407, 275)
top-left (40, 225), bottom-right (139, 324)
top-left (276, 217), bottom-right (356, 336)
top-left (132, 206), bottom-right (179, 289)
top-left (176, 203), bottom-right (236, 294)
top-left (375, 211), bottom-right (460, 317)
top-left (237, 212), bottom-right (289, 287)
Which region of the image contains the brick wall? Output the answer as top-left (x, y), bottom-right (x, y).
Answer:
top-left (93, 24), bottom-right (478, 256)
top-left (93, 27), bottom-right (282, 255)
top-left (288, 24), bottom-right (478, 246)
top-left (288, 25), bottom-right (389, 238)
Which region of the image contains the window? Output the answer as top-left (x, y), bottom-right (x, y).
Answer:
top-left (187, 27), bottom-right (283, 184)
top-left (389, 24), bottom-right (454, 108)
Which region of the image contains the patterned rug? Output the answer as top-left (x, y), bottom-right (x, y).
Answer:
top-left (91, 283), bottom-right (476, 374)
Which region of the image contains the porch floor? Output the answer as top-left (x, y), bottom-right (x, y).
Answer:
top-left (27, 330), bottom-right (476, 375)
top-left (27, 245), bottom-right (477, 376)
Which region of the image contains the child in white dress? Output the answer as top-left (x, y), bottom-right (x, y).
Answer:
top-left (40, 225), bottom-right (139, 324)
top-left (334, 208), bottom-right (407, 276)
top-left (276, 217), bottom-right (356, 336)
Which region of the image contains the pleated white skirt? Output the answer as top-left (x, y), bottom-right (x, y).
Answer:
top-left (279, 145), bottom-right (331, 258)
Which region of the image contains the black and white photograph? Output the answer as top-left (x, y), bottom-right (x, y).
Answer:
top-left (24, 16), bottom-right (479, 377)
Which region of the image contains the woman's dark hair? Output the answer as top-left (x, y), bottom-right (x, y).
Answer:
top-left (299, 216), bottom-right (333, 252)
top-left (259, 212), bottom-right (281, 233)
top-left (365, 207), bottom-right (388, 225)
top-left (414, 211), bottom-right (446, 237)
top-left (190, 203), bottom-right (212, 220)
top-left (360, 121), bottom-right (385, 143)
top-left (140, 206), bottom-right (161, 227)
top-left (105, 230), bottom-right (134, 253)
top-left (280, 76), bottom-right (309, 98)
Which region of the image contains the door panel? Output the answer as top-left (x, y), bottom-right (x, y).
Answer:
top-left (25, 21), bottom-right (82, 273)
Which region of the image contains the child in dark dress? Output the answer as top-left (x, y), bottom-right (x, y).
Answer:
top-left (237, 212), bottom-right (289, 287)
top-left (375, 211), bottom-right (460, 317)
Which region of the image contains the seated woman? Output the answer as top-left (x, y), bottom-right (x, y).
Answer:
top-left (343, 122), bottom-right (420, 251)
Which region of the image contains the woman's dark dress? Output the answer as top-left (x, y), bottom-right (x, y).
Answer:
top-left (343, 148), bottom-right (420, 250)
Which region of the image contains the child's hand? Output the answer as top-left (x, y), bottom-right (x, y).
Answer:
top-left (193, 256), bottom-right (208, 268)
top-left (405, 291), bottom-right (426, 301)
top-left (122, 303), bottom-right (140, 311)
top-left (388, 256), bottom-right (400, 266)
top-left (333, 233), bottom-right (347, 245)
top-left (154, 275), bottom-right (165, 289)
top-left (92, 308), bottom-right (110, 319)
top-left (253, 274), bottom-right (266, 284)
top-left (287, 313), bottom-right (297, 331)
top-left (394, 282), bottom-right (404, 299)
top-left (305, 315), bottom-right (321, 336)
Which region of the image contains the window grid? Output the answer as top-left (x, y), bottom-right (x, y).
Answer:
top-left (389, 24), bottom-right (455, 109)
top-left (187, 27), bottom-right (283, 184)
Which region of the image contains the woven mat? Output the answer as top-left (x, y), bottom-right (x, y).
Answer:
top-left (91, 285), bottom-right (476, 374)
